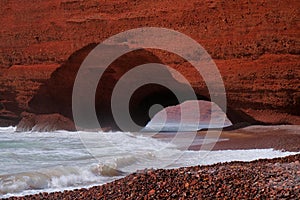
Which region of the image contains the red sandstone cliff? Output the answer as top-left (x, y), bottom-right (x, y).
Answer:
top-left (0, 0), bottom-right (299, 128)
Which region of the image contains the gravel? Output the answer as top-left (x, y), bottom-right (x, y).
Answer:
top-left (4, 154), bottom-right (300, 200)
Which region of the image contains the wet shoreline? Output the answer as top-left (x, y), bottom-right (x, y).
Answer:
top-left (2, 125), bottom-right (300, 199)
top-left (147, 125), bottom-right (300, 152)
top-left (4, 153), bottom-right (300, 199)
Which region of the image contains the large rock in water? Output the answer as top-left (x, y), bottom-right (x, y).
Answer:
top-left (16, 112), bottom-right (75, 132)
top-left (143, 100), bottom-right (233, 132)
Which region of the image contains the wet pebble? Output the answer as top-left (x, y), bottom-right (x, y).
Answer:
top-left (4, 154), bottom-right (300, 200)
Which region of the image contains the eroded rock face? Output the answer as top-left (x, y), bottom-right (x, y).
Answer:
top-left (25, 42), bottom-right (299, 131)
top-left (0, 65), bottom-right (59, 126)
top-left (28, 46), bottom-right (210, 131)
top-left (1, 0), bottom-right (299, 129)
top-left (1, 0), bottom-right (298, 68)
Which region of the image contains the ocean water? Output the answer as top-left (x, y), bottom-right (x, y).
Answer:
top-left (0, 126), bottom-right (298, 198)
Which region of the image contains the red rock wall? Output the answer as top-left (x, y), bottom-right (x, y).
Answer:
top-left (1, 0), bottom-right (298, 68)
top-left (0, 0), bottom-right (299, 126)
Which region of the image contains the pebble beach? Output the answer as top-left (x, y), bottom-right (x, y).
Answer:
top-left (4, 154), bottom-right (300, 200)
top-left (2, 126), bottom-right (300, 199)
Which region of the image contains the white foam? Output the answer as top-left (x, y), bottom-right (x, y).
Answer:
top-left (0, 127), bottom-right (299, 198)
top-left (0, 164), bottom-right (120, 198)
top-left (171, 149), bottom-right (299, 167)
top-left (0, 126), bottom-right (16, 132)
top-left (242, 125), bottom-right (300, 132)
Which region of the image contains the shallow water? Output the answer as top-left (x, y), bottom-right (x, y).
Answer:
top-left (0, 126), bottom-right (298, 198)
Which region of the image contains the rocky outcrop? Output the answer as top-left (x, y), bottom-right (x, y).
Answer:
top-left (144, 100), bottom-right (233, 132)
top-left (0, 65), bottom-right (59, 126)
top-left (16, 112), bottom-right (75, 132)
top-left (28, 46), bottom-right (208, 131)
top-left (26, 43), bottom-right (299, 131)
top-left (0, 0), bottom-right (299, 129)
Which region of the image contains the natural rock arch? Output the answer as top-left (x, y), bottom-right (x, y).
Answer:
top-left (27, 43), bottom-right (261, 131)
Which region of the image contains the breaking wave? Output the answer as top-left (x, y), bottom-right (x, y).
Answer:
top-left (0, 163), bottom-right (126, 196)
top-left (0, 126), bottom-right (299, 198)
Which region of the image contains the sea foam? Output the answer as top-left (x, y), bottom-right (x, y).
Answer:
top-left (0, 127), bottom-right (299, 198)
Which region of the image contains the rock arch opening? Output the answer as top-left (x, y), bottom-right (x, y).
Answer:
top-left (26, 43), bottom-right (264, 132)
